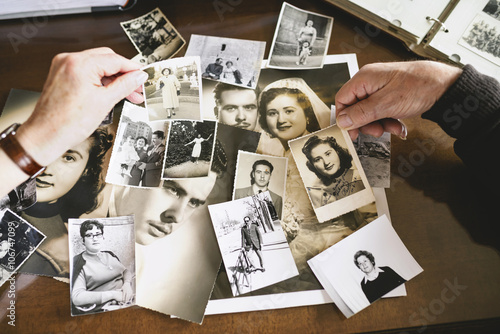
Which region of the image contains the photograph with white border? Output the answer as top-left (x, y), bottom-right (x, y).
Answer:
top-left (308, 214), bottom-right (423, 318)
top-left (121, 7), bottom-right (185, 64)
top-left (0, 208), bottom-right (45, 287)
top-left (208, 194), bottom-right (298, 296)
top-left (267, 2), bottom-right (333, 69)
top-left (142, 56), bottom-right (203, 121)
top-left (232, 151), bottom-right (287, 221)
top-left (68, 216), bottom-right (136, 316)
top-left (289, 124), bottom-right (375, 222)
top-left (106, 101), bottom-right (168, 188)
top-left (185, 34), bottom-right (266, 89)
top-left (162, 120), bottom-right (217, 179)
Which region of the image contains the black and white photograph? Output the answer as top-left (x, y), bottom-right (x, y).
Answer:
top-left (289, 125), bottom-right (374, 222)
top-left (459, 11), bottom-right (500, 66)
top-left (0, 178), bottom-right (37, 213)
top-left (232, 152), bottom-right (287, 221)
top-left (142, 56), bottom-right (203, 121)
top-left (353, 132), bottom-right (391, 188)
top-left (267, 2), bottom-right (333, 69)
top-left (0, 89), bottom-right (116, 279)
top-left (308, 215), bottom-right (423, 318)
top-left (68, 216), bottom-right (136, 316)
top-left (185, 34), bottom-right (266, 89)
top-left (162, 120), bottom-right (217, 179)
top-left (0, 209), bottom-right (45, 287)
top-left (208, 194), bottom-right (298, 296)
top-left (106, 102), bottom-right (168, 188)
top-left (120, 7), bottom-right (185, 64)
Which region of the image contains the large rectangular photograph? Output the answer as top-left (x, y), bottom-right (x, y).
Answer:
top-left (208, 194), bottom-right (298, 296)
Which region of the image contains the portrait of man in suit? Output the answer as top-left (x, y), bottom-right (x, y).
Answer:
top-left (140, 130), bottom-right (165, 187)
top-left (234, 159), bottom-right (282, 219)
top-left (241, 216), bottom-right (264, 272)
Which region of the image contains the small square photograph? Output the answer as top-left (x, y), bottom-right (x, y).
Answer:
top-left (120, 7), bottom-right (185, 64)
top-left (289, 125), bottom-right (374, 222)
top-left (267, 2), bottom-right (333, 69)
top-left (232, 152), bottom-right (287, 221)
top-left (185, 34), bottom-right (266, 89)
top-left (308, 215), bottom-right (423, 318)
top-left (68, 216), bottom-right (136, 316)
top-left (0, 178), bottom-right (37, 213)
top-left (353, 132), bottom-right (391, 188)
top-left (208, 194), bottom-right (298, 296)
top-left (142, 56), bottom-right (203, 121)
top-left (459, 11), bottom-right (500, 66)
top-left (1, 209), bottom-right (46, 287)
top-left (106, 101), bottom-right (168, 188)
top-left (162, 120), bottom-right (217, 179)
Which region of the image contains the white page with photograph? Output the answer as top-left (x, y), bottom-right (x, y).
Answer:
top-left (430, 0), bottom-right (500, 81)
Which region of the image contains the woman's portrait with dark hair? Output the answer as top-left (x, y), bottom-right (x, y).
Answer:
top-left (288, 125), bottom-right (374, 222)
top-left (19, 126), bottom-right (114, 278)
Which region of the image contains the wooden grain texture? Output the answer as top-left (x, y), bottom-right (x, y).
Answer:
top-left (1, 1), bottom-right (499, 333)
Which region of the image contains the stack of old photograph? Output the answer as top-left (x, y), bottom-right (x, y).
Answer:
top-left (0, 1), bottom-right (422, 324)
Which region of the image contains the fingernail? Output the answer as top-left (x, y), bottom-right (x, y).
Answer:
top-left (398, 120), bottom-right (408, 140)
top-left (136, 71), bottom-right (149, 85)
top-left (337, 113), bottom-right (353, 129)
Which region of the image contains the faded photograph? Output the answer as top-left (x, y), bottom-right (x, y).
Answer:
top-left (68, 216), bottom-right (135, 315)
top-left (142, 57), bottom-right (202, 121)
top-left (208, 193), bottom-right (298, 296)
top-left (268, 2), bottom-right (333, 69)
top-left (106, 102), bottom-right (167, 188)
top-left (308, 215), bottom-right (423, 318)
top-left (0, 209), bottom-right (45, 287)
top-left (163, 120), bottom-right (216, 179)
top-left (185, 34), bottom-right (266, 89)
top-left (121, 7), bottom-right (185, 64)
top-left (353, 132), bottom-right (390, 188)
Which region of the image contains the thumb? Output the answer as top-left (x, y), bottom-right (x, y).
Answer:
top-left (105, 70), bottom-right (148, 104)
top-left (336, 96), bottom-right (379, 130)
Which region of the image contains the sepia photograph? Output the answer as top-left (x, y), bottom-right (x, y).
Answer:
top-left (232, 152), bottom-right (287, 220)
top-left (106, 101), bottom-right (168, 188)
top-left (0, 89), bottom-right (116, 279)
top-left (268, 2), bottom-right (333, 69)
top-left (162, 120), bottom-right (217, 179)
top-left (185, 34), bottom-right (266, 89)
top-left (68, 216), bottom-right (136, 316)
top-left (208, 194), bottom-right (298, 296)
top-left (353, 132), bottom-right (391, 188)
top-left (289, 125), bottom-right (374, 222)
top-left (121, 7), bottom-right (185, 64)
top-left (459, 12), bottom-right (500, 66)
top-left (0, 209), bottom-right (45, 287)
top-left (142, 56), bottom-right (203, 121)
top-left (308, 215), bottom-right (423, 318)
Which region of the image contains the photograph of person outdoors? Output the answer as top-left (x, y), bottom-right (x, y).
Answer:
top-left (296, 20), bottom-right (316, 63)
top-left (125, 136), bottom-right (149, 186)
top-left (258, 78), bottom-right (322, 157)
top-left (19, 127), bottom-right (113, 278)
top-left (156, 67), bottom-right (180, 119)
top-left (222, 60), bottom-right (243, 85)
top-left (301, 134), bottom-right (365, 208)
top-left (70, 219), bottom-right (134, 315)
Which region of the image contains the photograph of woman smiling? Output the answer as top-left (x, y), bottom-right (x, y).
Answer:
top-left (302, 134), bottom-right (365, 208)
top-left (19, 127), bottom-right (113, 278)
top-left (258, 78), bottom-right (322, 157)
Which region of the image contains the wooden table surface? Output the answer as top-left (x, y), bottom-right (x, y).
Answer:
top-left (1, 1), bottom-right (499, 333)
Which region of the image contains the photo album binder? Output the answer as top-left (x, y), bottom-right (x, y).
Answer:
top-left (325, 0), bottom-right (500, 81)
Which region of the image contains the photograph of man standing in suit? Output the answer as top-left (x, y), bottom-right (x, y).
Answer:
top-left (241, 216), bottom-right (264, 272)
top-left (234, 159), bottom-right (282, 219)
top-left (139, 130), bottom-right (165, 187)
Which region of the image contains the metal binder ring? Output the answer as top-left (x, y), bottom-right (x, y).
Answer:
top-left (426, 16), bottom-right (449, 33)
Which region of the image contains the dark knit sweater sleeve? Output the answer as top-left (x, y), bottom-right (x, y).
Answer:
top-left (422, 64), bottom-right (500, 187)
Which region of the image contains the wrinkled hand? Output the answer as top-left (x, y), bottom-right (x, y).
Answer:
top-left (335, 61), bottom-right (462, 140)
top-left (17, 47), bottom-right (149, 166)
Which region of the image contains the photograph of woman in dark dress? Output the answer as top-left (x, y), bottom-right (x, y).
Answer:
top-left (126, 136), bottom-right (149, 186)
top-left (71, 219), bottom-right (134, 315)
top-left (354, 250), bottom-right (406, 304)
top-left (301, 135), bottom-right (365, 208)
top-left (19, 127), bottom-right (113, 278)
